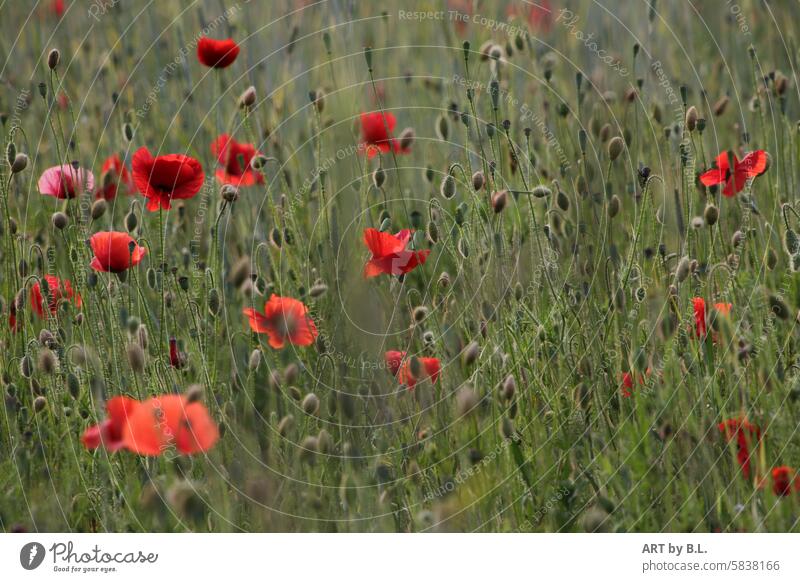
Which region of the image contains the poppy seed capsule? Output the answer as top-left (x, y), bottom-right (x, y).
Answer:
top-left (491, 190), bottom-right (508, 213)
top-left (685, 106), bottom-right (698, 131)
top-left (440, 174), bottom-right (456, 199)
top-left (47, 48), bottom-right (60, 70)
top-left (704, 204), bottom-right (719, 226)
top-left (608, 136), bottom-right (625, 161)
top-left (239, 86), bottom-right (257, 108)
top-left (90, 199), bottom-right (107, 220)
top-left (472, 170), bottom-right (485, 191)
top-left (11, 153), bottom-right (28, 174)
top-left (51, 211), bottom-right (68, 230)
top-left (302, 393), bottom-right (320, 415)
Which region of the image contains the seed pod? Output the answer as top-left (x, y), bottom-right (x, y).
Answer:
top-left (472, 171), bottom-right (485, 191)
top-left (608, 136), bottom-right (625, 161)
top-left (302, 393), bottom-right (320, 415)
top-left (91, 199), bottom-right (107, 220)
top-left (440, 174), bottom-right (456, 199)
top-left (685, 106), bottom-right (698, 131)
top-left (51, 211), bottom-right (68, 230)
top-left (11, 153), bottom-right (28, 174)
top-left (47, 48), bottom-right (60, 70)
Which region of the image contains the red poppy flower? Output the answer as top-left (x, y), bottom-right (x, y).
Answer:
top-left (38, 165), bottom-right (94, 199)
top-left (718, 418), bottom-right (762, 480)
top-left (506, 0), bottom-right (553, 33)
top-left (243, 294), bottom-right (318, 349)
top-left (699, 150), bottom-right (767, 197)
top-left (97, 154), bottom-right (136, 200)
top-left (169, 337), bottom-right (187, 369)
top-left (620, 368), bottom-right (652, 397)
top-left (693, 297), bottom-right (731, 338)
top-left (359, 112), bottom-right (410, 158)
top-left (771, 466), bottom-right (798, 497)
top-left (30, 275), bottom-right (82, 318)
top-left (363, 228), bottom-right (430, 278)
top-left (81, 396), bottom-right (140, 452)
top-left (51, 0), bottom-right (65, 17)
top-left (122, 395), bottom-right (219, 456)
top-left (197, 37), bottom-right (240, 69)
top-left (385, 350), bottom-right (441, 389)
top-left (89, 231), bottom-right (147, 273)
top-left (131, 147), bottom-right (205, 211)
top-left (211, 134), bottom-right (263, 187)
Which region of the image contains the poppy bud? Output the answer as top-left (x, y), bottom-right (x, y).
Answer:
top-left (500, 416), bottom-right (515, 440)
top-left (220, 184), bottom-right (239, 203)
top-left (248, 349), bottom-right (261, 370)
top-left (608, 195), bottom-right (620, 218)
top-left (310, 88), bottom-right (325, 112)
top-left (51, 211), bottom-right (68, 230)
top-left (278, 415), bottom-right (294, 437)
top-left (317, 429), bottom-right (332, 455)
top-left (11, 153), bottom-right (28, 174)
top-left (90, 199), bottom-right (107, 220)
top-left (440, 174), bottom-right (456, 199)
top-left (38, 349), bottom-right (57, 374)
top-left (608, 136), bottom-right (625, 161)
top-left (302, 393), bottom-right (320, 415)
top-left (412, 306), bottom-right (428, 322)
top-left (685, 106), bottom-right (698, 132)
top-left (784, 228), bottom-right (800, 256)
top-left (123, 123), bottom-right (134, 142)
top-left (769, 294), bottom-right (791, 320)
top-left (675, 257), bottom-right (690, 283)
top-left (6, 141), bottom-right (15, 165)
top-left (270, 227), bottom-right (282, 248)
top-left (436, 114), bottom-right (449, 141)
top-left (767, 249), bottom-right (778, 271)
top-left (456, 386), bottom-right (479, 417)
top-left (251, 154), bottom-right (268, 170)
top-left (67, 372), bottom-right (80, 399)
top-left (462, 341), bottom-right (480, 366)
top-left (491, 190), bottom-right (508, 213)
top-left (472, 171), bottom-right (485, 191)
top-left (309, 282), bottom-right (328, 297)
top-left (126, 342), bottom-right (145, 373)
top-left (208, 288), bottom-right (221, 316)
top-left (185, 384), bottom-right (204, 403)
top-left (372, 166), bottom-right (386, 188)
top-left (438, 271), bottom-right (451, 288)
top-left (239, 86), bottom-right (257, 108)
top-left (501, 375), bottom-right (516, 400)
top-left (34, 396), bottom-right (47, 413)
top-left (704, 204), bottom-right (719, 226)
top-left (398, 127), bottom-right (415, 151)
top-left (732, 230), bottom-right (745, 247)
top-left (712, 95), bottom-right (729, 116)
top-left (47, 48), bottom-right (60, 69)
top-left (124, 210), bottom-right (138, 232)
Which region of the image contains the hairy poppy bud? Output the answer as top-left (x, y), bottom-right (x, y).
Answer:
top-left (440, 174), bottom-right (456, 199)
top-left (51, 211), bottom-right (68, 230)
top-left (456, 386), bottom-right (479, 417)
top-left (704, 204), bottom-right (719, 226)
top-left (90, 199), bottom-right (107, 220)
top-left (685, 106), bottom-right (698, 132)
top-left (185, 384), bottom-right (204, 403)
top-left (248, 349), bottom-right (261, 370)
top-left (372, 166), bottom-right (386, 188)
top-left (398, 127), bottom-right (415, 151)
top-left (472, 170), bottom-right (485, 191)
top-left (310, 88), bottom-right (325, 112)
top-left (38, 349), bottom-right (57, 374)
top-left (309, 282), bottom-right (328, 297)
top-left (20, 355), bottom-right (33, 378)
top-left (47, 48), bottom-right (60, 70)
top-left (34, 396), bottom-right (47, 413)
top-left (732, 230), bottom-right (745, 247)
top-left (713, 95), bottom-right (729, 116)
top-left (608, 195), bottom-right (620, 218)
top-left (220, 184), bottom-right (239, 203)
top-left (491, 190), bottom-right (508, 213)
top-left (278, 415), bottom-right (294, 437)
top-left (126, 343), bottom-right (145, 373)
top-left (436, 114), bottom-right (449, 141)
top-left (608, 136), bottom-right (625, 161)
top-left (11, 153), bottom-right (28, 174)
top-left (675, 256), bottom-right (691, 283)
top-left (239, 86), bottom-right (257, 108)
top-left (123, 123), bottom-right (134, 142)
top-left (302, 393), bottom-right (320, 415)
top-left (462, 341), bottom-right (480, 366)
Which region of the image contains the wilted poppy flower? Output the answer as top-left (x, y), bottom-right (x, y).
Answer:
top-left (243, 294), bottom-right (318, 349)
top-left (30, 275), bottom-right (81, 318)
top-left (693, 297), bottom-right (731, 338)
top-left (363, 228), bottom-right (430, 278)
top-left (359, 111), bottom-right (410, 158)
top-left (699, 150), bottom-right (767, 197)
top-left (97, 154), bottom-right (136, 200)
top-left (211, 134), bottom-right (263, 187)
top-left (89, 231), bottom-right (147, 272)
top-left (771, 466), bottom-right (798, 497)
top-left (81, 396), bottom-right (139, 452)
top-left (131, 147), bottom-right (205, 211)
top-left (385, 350), bottom-right (441, 389)
top-left (197, 36), bottom-right (240, 68)
top-left (169, 337), bottom-right (187, 369)
top-left (718, 418), bottom-right (762, 480)
top-left (38, 164), bottom-right (94, 199)
top-left (122, 394), bottom-right (219, 456)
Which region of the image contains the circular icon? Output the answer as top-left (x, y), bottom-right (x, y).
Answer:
top-left (19, 542), bottom-right (46, 570)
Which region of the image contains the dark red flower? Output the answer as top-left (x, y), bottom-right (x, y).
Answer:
top-left (699, 150), bottom-right (767, 197)
top-left (30, 275), bottom-right (81, 318)
top-left (693, 297), bottom-right (731, 338)
top-left (51, 0), bottom-right (65, 17)
top-left (89, 231), bottom-right (147, 273)
top-left (197, 37), bottom-right (240, 69)
top-left (243, 294), bottom-right (318, 349)
top-left (122, 395), bottom-right (219, 456)
top-left (771, 466), bottom-right (798, 497)
top-left (359, 112), bottom-right (410, 158)
top-left (169, 337), bottom-right (187, 369)
top-left (385, 350), bottom-right (441, 389)
top-left (132, 147), bottom-right (205, 211)
top-left (97, 154), bottom-right (136, 200)
top-left (718, 418), bottom-right (762, 480)
top-left (363, 228), bottom-right (430, 278)
top-left (211, 134), bottom-right (263, 187)
top-left (81, 396), bottom-right (140, 452)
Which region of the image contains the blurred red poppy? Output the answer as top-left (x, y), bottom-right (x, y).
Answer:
top-left (38, 165), bottom-right (94, 199)
top-left (718, 418), bottom-right (762, 480)
top-left (363, 228), bottom-right (429, 278)
top-left (97, 154), bottom-right (136, 200)
top-left (620, 368), bottom-right (652, 397)
top-left (211, 134), bottom-right (263, 186)
top-left (197, 37), bottom-right (240, 68)
top-left (30, 275), bottom-right (81, 318)
top-left (359, 112), bottom-right (409, 158)
top-left (243, 294), bottom-right (318, 349)
top-left (692, 297), bottom-right (731, 338)
top-left (122, 395), bottom-right (219, 456)
top-left (771, 466), bottom-right (798, 497)
top-left (169, 337), bottom-right (187, 369)
top-left (385, 350), bottom-right (441, 388)
top-left (89, 231), bottom-right (147, 272)
top-left (700, 150), bottom-right (767, 197)
top-left (51, 0), bottom-right (65, 18)
top-left (132, 147), bottom-right (205, 211)
top-left (81, 396), bottom-right (140, 452)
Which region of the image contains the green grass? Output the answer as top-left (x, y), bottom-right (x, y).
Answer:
top-left (1, 0), bottom-right (800, 532)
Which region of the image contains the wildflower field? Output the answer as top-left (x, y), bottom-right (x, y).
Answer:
top-left (1, 0), bottom-right (800, 533)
